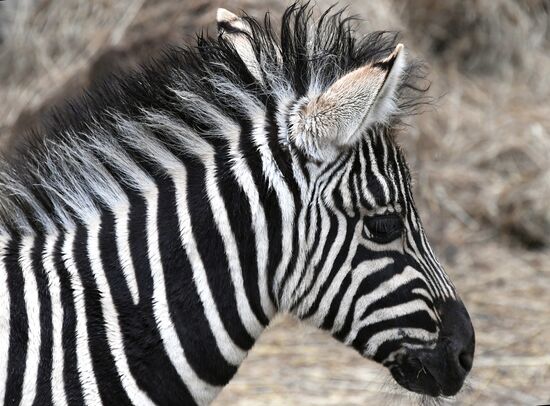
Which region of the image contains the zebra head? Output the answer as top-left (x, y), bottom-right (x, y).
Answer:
top-left (218, 5), bottom-right (474, 398)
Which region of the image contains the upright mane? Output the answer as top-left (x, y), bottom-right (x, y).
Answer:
top-left (0, 3), bottom-right (427, 236)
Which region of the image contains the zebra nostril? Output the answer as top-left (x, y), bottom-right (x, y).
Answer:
top-left (458, 350), bottom-right (473, 372)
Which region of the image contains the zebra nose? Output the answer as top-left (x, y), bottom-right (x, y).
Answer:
top-left (446, 326), bottom-right (474, 378)
top-left (435, 299), bottom-right (475, 395)
top-left (459, 346), bottom-right (474, 372)
top-left (441, 299), bottom-right (475, 369)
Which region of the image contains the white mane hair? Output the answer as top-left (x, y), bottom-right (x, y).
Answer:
top-left (0, 3), bottom-right (429, 237)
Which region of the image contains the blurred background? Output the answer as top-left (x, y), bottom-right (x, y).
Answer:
top-left (1, 0), bottom-right (549, 404)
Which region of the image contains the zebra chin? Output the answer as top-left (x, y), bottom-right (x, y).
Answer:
top-left (383, 300), bottom-right (475, 397)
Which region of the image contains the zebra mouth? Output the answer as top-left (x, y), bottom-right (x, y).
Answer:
top-left (389, 356), bottom-right (442, 397)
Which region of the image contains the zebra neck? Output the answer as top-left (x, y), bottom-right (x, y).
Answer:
top-left (0, 168), bottom-right (277, 405)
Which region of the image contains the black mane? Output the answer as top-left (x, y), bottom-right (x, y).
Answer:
top-left (0, 2), bottom-right (429, 235)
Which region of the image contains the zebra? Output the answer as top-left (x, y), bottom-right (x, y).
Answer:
top-left (0, 3), bottom-right (475, 405)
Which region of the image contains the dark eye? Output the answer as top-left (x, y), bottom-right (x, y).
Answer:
top-left (364, 214), bottom-right (404, 244)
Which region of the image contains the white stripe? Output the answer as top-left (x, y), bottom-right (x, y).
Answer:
top-left (61, 230), bottom-right (103, 406)
top-left (307, 220), bottom-right (363, 327)
top-left (247, 111), bottom-right (295, 301)
top-left (366, 137), bottom-right (390, 202)
top-left (388, 144), bottom-right (452, 299)
top-left (113, 203), bottom-right (140, 304)
top-left (416, 222), bottom-right (456, 298)
top-left (225, 120), bottom-right (275, 319)
top-left (295, 170), bottom-right (349, 317)
top-left (404, 210), bottom-right (448, 294)
top-left (286, 163), bottom-right (339, 306)
top-left (380, 134), bottom-right (390, 184)
top-left (331, 257), bottom-right (393, 334)
top-left (358, 143), bottom-right (377, 207)
top-left (345, 266), bottom-right (424, 345)
top-left (284, 159), bottom-right (356, 308)
top-left (381, 137), bottom-right (402, 216)
top-left (0, 236), bottom-right (10, 405)
top-left (358, 299), bottom-right (437, 330)
top-left (203, 161), bottom-right (264, 338)
top-left (86, 221), bottom-right (155, 406)
top-left (338, 157), bottom-right (356, 217)
top-left (115, 120), bottom-right (246, 369)
top-left (43, 233), bottom-right (68, 406)
top-left (279, 175), bottom-right (310, 310)
top-left (305, 192), bottom-right (319, 248)
top-left (171, 172), bottom-right (247, 366)
top-left (388, 147), bottom-right (440, 299)
top-left (291, 192), bottom-right (328, 305)
top-left (363, 328), bottom-right (436, 357)
top-left (144, 189), bottom-right (220, 405)
top-left (402, 221), bottom-right (440, 298)
top-left (19, 236), bottom-right (41, 405)
top-left (282, 201), bottom-right (312, 308)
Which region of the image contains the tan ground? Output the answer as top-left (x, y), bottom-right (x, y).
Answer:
top-left (1, 0), bottom-right (549, 404)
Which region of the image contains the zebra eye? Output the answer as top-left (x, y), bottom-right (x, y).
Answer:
top-left (364, 214), bottom-right (404, 244)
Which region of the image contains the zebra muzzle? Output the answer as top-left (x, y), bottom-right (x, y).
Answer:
top-left (390, 299), bottom-right (475, 397)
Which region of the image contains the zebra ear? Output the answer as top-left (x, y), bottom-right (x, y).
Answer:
top-left (289, 44), bottom-right (407, 161)
top-left (216, 8), bottom-right (263, 82)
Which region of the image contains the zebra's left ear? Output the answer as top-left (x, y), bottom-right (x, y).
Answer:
top-left (217, 8), bottom-right (263, 82)
top-left (289, 44), bottom-right (407, 161)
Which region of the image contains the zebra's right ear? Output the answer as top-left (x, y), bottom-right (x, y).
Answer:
top-left (216, 8), bottom-right (263, 82)
top-left (289, 44), bottom-right (407, 161)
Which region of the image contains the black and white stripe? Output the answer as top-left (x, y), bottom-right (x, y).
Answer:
top-left (0, 4), bottom-right (473, 404)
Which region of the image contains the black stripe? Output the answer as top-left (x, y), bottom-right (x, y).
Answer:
top-left (186, 158), bottom-right (254, 350)
top-left (276, 210), bottom-right (301, 305)
top-left (362, 138), bottom-right (386, 207)
top-left (353, 310), bottom-right (436, 356)
top-left (121, 189), bottom-right (196, 405)
top-left (374, 337), bottom-right (430, 364)
top-left (72, 223), bottom-right (132, 405)
top-left (333, 255), bottom-right (397, 341)
top-left (264, 98), bottom-right (302, 307)
top-left (289, 207), bottom-right (337, 314)
top-left (355, 145), bottom-right (376, 211)
top-left (31, 235), bottom-right (53, 406)
top-left (4, 237), bottom-right (27, 406)
top-left (372, 133), bottom-right (392, 202)
top-left (288, 203), bottom-right (320, 306)
top-left (356, 279), bottom-right (430, 323)
top-left (300, 215), bottom-right (357, 319)
top-left (321, 272), bottom-right (352, 330)
top-left (282, 158), bottom-right (350, 307)
top-left (55, 233), bottom-right (85, 406)
top-left (380, 135), bottom-right (398, 203)
top-left (213, 131), bottom-right (268, 325)
top-left (157, 176), bottom-right (237, 385)
top-left (238, 115), bottom-right (280, 310)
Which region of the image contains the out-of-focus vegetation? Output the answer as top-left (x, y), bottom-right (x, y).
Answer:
top-left (1, 0), bottom-right (549, 404)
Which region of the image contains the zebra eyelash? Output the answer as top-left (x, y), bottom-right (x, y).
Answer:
top-left (363, 202), bottom-right (403, 218)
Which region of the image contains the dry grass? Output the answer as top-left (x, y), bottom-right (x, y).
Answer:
top-left (1, 0), bottom-right (549, 404)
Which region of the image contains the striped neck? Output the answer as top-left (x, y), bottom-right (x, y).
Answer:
top-left (0, 142), bottom-right (294, 404)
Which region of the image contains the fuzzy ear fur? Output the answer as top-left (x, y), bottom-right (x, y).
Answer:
top-left (216, 8), bottom-right (263, 83)
top-left (289, 44), bottom-right (407, 161)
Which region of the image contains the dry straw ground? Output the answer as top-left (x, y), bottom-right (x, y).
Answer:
top-left (1, 0), bottom-right (549, 404)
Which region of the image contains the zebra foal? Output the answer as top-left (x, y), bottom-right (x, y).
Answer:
top-left (0, 4), bottom-right (474, 405)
